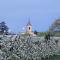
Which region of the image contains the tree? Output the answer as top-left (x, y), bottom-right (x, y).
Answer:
top-left (34, 30), bottom-right (38, 35)
top-left (44, 32), bottom-right (50, 41)
top-left (0, 21), bottom-right (9, 35)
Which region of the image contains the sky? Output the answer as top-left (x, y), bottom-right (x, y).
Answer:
top-left (0, 0), bottom-right (60, 32)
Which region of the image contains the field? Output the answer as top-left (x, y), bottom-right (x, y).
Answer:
top-left (38, 32), bottom-right (60, 37)
top-left (53, 55), bottom-right (60, 60)
top-left (0, 35), bottom-right (60, 60)
top-left (46, 55), bottom-right (60, 60)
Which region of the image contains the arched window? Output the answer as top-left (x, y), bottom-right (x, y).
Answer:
top-left (29, 27), bottom-right (30, 30)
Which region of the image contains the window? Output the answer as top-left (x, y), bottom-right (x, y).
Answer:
top-left (29, 27), bottom-right (30, 30)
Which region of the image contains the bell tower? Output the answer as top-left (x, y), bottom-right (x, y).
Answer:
top-left (25, 18), bottom-right (36, 36)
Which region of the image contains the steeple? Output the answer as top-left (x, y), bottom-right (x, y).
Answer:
top-left (27, 18), bottom-right (32, 26)
top-left (25, 18), bottom-right (36, 36)
top-left (26, 18), bottom-right (32, 33)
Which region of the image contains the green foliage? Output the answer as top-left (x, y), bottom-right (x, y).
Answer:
top-left (37, 32), bottom-right (47, 37)
top-left (21, 32), bottom-right (31, 37)
top-left (50, 55), bottom-right (60, 60)
top-left (54, 32), bottom-right (60, 37)
top-left (49, 32), bottom-right (60, 37)
top-left (37, 32), bottom-right (60, 37)
top-left (41, 55), bottom-right (60, 60)
top-left (0, 21), bottom-right (9, 35)
top-left (34, 30), bottom-right (38, 35)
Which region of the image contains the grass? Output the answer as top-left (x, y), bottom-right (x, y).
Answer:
top-left (37, 32), bottom-right (60, 37)
top-left (47, 55), bottom-right (60, 60)
top-left (53, 55), bottom-right (60, 60)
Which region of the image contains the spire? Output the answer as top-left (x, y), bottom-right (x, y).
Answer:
top-left (27, 18), bottom-right (32, 26)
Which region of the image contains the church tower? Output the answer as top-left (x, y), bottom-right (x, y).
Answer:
top-left (26, 20), bottom-right (32, 33)
top-left (25, 18), bottom-right (36, 36)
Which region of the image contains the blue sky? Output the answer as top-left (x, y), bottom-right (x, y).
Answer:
top-left (0, 0), bottom-right (60, 32)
